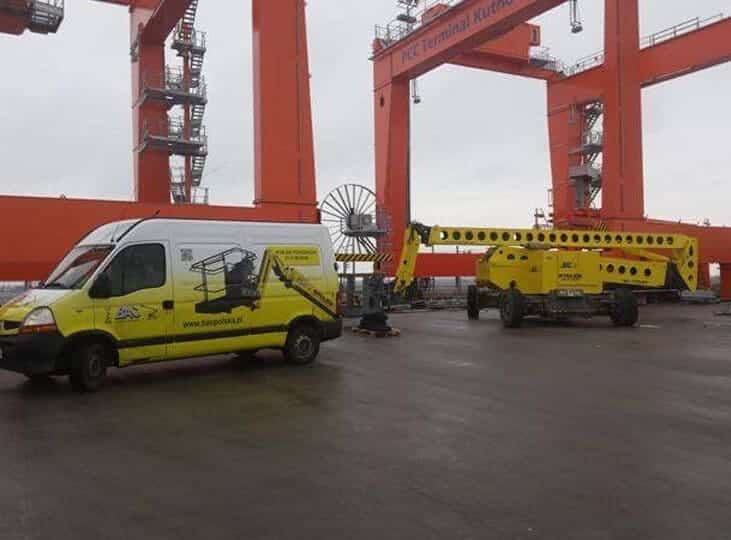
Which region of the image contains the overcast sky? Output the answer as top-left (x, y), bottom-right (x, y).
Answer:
top-left (1, 0), bottom-right (729, 229)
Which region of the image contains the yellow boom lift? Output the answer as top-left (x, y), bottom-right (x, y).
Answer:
top-left (394, 223), bottom-right (698, 328)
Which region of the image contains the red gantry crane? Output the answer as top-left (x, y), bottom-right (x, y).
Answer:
top-left (0, 0), bottom-right (318, 281)
top-left (372, 0), bottom-right (731, 298)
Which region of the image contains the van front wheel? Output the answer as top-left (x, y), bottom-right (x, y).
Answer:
top-left (70, 341), bottom-right (110, 393)
top-left (284, 324), bottom-right (320, 366)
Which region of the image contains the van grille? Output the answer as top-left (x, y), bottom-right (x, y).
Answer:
top-left (2, 321), bottom-right (20, 331)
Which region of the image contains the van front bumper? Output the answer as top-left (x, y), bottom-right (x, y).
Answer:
top-left (0, 333), bottom-right (66, 375)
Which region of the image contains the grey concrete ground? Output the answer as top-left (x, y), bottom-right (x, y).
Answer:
top-left (1, 305), bottom-right (730, 539)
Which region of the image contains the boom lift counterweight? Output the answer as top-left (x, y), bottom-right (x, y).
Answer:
top-left (395, 223), bottom-right (698, 328)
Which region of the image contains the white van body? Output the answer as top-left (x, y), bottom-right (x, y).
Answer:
top-left (0, 218), bottom-right (342, 391)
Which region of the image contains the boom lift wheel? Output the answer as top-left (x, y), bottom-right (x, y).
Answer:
top-left (69, 341), bottom-right (110, 393)
top-left (610, 289), bottom-right (639, 327)
top-left (500, 288), bottom-right (525, 329)
top-left (467, 285), bottom-right (480, 320)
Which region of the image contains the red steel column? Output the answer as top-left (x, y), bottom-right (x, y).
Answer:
top-left (720, 264), bottom-right (731, 301)
top-left (131, 6), bottom-right (170, 204)
top-left (601, 0), bottom-right (644, 222)
top-left (252, 0), bottom-right (317, 210)
top-left (698, 262), bottom-right (712, 291)
top-left (547, 106), bottom-right (583, 226)
top-left (374, 80), bottom-right (411, 275)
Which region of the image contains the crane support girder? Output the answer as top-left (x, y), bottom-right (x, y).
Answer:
top-left (0, 196), bottom-right (318, 282)
top-left (137, 0), bottom-right (192, 45)
top-left (639, 17), bottom-right (731, 88)
top-left (450, 51), bottom-right (556, 80)
top-left (549, 14), bottom-right (731, 109)
top-left (373, 0), bottom-right (567, 82)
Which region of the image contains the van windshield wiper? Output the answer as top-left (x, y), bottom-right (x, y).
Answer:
top-left (44, 282), bottom-right (68, 289)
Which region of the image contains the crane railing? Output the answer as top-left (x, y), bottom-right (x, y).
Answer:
top-left (375, 0), bottom-right (465, 47)
top-left (565, 13), bottom-right (726, 76)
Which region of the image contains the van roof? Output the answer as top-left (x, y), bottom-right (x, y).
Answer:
top-left (80, 218), bottom-right (325, 246)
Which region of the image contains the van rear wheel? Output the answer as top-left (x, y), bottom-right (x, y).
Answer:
top-left (284, 324), bottom-right (320, 366)
top-left (69, 341), bottom-right (109, 393)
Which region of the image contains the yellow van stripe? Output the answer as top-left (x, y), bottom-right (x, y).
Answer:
top-left (118, 324), bottom-right (289, 349)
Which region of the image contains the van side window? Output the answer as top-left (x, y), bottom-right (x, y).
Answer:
top-left (104, 244), bottom-right (166, 297)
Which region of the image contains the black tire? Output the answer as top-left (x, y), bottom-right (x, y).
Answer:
top-left (69, 341), bottom-right (110, 393)
top-left (500, 288), bottom-right (525, 329)
top-left (284, 324), bottom-right (321, 366)
top-left (467, 285), bottom-right (480, 321)
top-left (610, 289), bottom-right (639, 327)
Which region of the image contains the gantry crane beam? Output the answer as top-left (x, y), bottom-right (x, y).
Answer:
top-left (0, 195), bottom-right (314, 281)
top-left (448, 23), bottom-right (557, 80)
top-left (450, 52), bottom-right (555, 80)
top-left (548, 16), bottom-right (731, 111)
top-left (373, 0), bottom-right (566, 83)
top-left (93, 0), bottom-right (190, 43)
top-left (639, 17), bottom-right (731, 88)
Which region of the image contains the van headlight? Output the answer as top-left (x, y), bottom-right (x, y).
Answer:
top-left (19, 308), bottom-right (58, 335)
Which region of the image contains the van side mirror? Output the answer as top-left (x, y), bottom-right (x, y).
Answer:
top-left (90, 274), bottom-right (112, 299)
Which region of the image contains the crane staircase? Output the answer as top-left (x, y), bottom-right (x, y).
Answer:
top-left (569, 101), bottom-right (603, 211)
top-left (138, 0), bottom-right (209, 204)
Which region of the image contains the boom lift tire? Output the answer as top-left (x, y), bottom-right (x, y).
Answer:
top-left (467, 285), bottom-right (480, 321)
top-left (610, 289), bottom-right (639, 327)
top-left (284, 323), bottom-right (321, 365)
top-left (500, 288), bottom-right (525, 329)
top-left (69, 341), bottom-right (110, 393)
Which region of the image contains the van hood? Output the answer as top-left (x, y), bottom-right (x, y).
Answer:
top-left (0, 289), bottom-right (72, 323)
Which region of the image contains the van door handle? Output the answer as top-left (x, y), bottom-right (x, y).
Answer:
top-left (162, 300), bottom-right (175, 310)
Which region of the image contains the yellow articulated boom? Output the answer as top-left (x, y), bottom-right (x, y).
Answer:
top-left (395, 223), bottom-right (699, 328)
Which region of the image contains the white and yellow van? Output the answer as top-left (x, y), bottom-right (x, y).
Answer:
top-left (0, 218), bottom-right (342, 392)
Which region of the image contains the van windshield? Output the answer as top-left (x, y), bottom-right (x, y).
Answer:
top-left (44, 245), bottom-right (114, 290)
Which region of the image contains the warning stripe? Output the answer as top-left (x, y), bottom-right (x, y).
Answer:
top-left (336, 253), bottom-right (393, 263)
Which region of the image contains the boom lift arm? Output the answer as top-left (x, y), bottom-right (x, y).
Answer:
top-left (394, 223), bottom-right (699, 295)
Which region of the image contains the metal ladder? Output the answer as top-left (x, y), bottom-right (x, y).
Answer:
top-left (169, 0), bottom-right (208, 200)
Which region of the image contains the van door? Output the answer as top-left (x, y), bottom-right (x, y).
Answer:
top-left (93, 242), bottom-right (173, 365)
